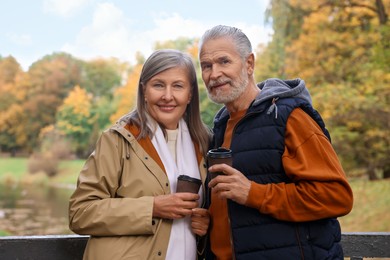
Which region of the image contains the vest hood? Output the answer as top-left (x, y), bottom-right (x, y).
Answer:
top-left (255, 78), bottom-right (312, 106)
top-left (214, 78), bottom-right (313, 123)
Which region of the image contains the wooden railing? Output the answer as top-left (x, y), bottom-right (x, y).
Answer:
top-left (0, 232), bottom-right (389, 259)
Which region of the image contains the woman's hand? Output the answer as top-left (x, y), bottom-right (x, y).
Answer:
top-left (191, 208), bottom-right (210, 236)
top-left (153, 193), bottom-right (199, 219)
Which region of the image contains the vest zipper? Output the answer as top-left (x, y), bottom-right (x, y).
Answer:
top-left (215, 106), bottom-right (264, 259)
top-left (223, 110), bottom-right (262, 260)
top-left (226, 202), bottom-right (236, 260)
top-left (295, 226), bottom-right (305, 259)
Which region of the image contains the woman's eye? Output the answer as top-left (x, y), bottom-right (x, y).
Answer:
top-left (153, 84), bottom-right (164, 88)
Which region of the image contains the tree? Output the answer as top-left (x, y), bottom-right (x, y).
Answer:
top-left (22, 52), bottom-right (84, 152)
top-left (110, 64), bottom-right (141, 123)
top-left (56, 85), bottom-right (96, 157)
top-left (80, 58), bottom-right (123, 99)
top-left (0, 55), bottom-right (21, 85)
top-left (0, 56), bottom-right (29, 155)
top-left (258, 0), bottom-right (390, 179)
top-left (255, 0), bottom-right (308, 81)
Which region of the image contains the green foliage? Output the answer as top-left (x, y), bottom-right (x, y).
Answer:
top-left (0, 57), bottom-right (27, 153)
top-left (199, 86), bottom-right (222, 128)
top-left (0, 36), bottom-right (225, 158)
top-left (21, 52), bottom-right (85, 152)
top-left (56, 86), bottom-right (97, 157)
top-left (80, 58), bottom-right (122, 99)
top-left (0, 56), bottom-right (21, 85)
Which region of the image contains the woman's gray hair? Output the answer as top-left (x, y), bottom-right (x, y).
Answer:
top-left (199, 25), bottom-right (252, 61)
top-left (139, 49), bottom-right (196, 88)
top-left (126, 49), bottom-right (211, 156)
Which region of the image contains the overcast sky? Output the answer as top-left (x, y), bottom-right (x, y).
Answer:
top-left (0, 0), bottom-right (272, 70)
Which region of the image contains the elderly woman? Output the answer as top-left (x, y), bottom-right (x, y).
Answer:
top-left (69, 49), bottom-right (212, 260)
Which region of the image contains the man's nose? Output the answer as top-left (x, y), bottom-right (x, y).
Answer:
top-left (210, 65), bottom-right (222, 80)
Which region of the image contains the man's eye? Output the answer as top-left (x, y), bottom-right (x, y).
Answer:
top-left (202, 64), bottom-right (211, 70)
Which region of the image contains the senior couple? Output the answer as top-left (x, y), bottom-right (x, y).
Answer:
top-left (69, 25), bottom-right (353, 260)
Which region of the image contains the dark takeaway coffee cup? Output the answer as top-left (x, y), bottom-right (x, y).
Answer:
top-left (207, 147), bottom-right (233, 180)
top-left (176, 175), bottom-right (202, 193)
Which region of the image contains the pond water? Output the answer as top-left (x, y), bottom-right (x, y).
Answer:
top-left (0, 183), bottom-right (76, 236)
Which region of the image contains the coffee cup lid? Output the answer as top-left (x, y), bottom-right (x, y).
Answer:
top-left (207, 147), bottom-right (232, 158)
top-left (177, 175), bottom-right (202, 184)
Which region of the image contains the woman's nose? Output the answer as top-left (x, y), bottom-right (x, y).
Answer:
top-left (162, 86), bottom-right (173, 100)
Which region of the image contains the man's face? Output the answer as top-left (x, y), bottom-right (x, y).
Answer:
top-left (199, 37), bottom-right (249, 104)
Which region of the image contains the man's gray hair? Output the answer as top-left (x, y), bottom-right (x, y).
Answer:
top-left (199, 25), bottom-right (253, 60)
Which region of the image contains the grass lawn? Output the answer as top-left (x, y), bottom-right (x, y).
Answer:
top-left (54, 159), bottom-right (85, 185)
top-left (0, 157), bottom-right (389, 232)
top-left (0, 157), bottom-right (27, 180)
top-left (0, 157), bottom-right (84, 185)
top-left (338, 178), bottom-right (390, 232)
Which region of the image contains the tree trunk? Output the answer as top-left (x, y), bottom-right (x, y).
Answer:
top-left (376, 0), bottom-right (388, 25)
top-left (383, 165), bottom-right (390, 179)
top-left (368, 165), bottom-right (378, 180)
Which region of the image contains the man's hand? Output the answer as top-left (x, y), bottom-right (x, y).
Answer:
top-left (208, 163), bottom-right (251, 205)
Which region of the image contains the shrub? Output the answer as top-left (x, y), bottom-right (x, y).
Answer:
top-left (28, 153), bottom-right (59, 177)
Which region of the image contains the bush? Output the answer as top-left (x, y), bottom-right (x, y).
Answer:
top-left (49, 139), bottom-right (75, 160)
top-left (28, 153), bottom-right (59, 177)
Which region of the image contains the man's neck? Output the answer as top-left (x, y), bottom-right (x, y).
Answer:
top-left (225, 82), bottom-right (260, 113)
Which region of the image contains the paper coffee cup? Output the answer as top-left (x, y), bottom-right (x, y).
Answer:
top-left (207, 147), bottom-right (233, 180)
top-left (176, 175), bottom-right (202, 193)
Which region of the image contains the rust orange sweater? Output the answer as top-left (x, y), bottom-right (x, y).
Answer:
top-left (209, 108), bottom-right (353, 260)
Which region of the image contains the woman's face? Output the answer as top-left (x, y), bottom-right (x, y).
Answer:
top-left (144, 66), bottom-right (192, 130)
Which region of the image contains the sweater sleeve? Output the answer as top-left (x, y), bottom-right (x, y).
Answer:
top-left (245, 108), bottom-right (353, 222)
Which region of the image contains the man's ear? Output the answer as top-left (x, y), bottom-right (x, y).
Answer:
top-left (246, 53), bottom-right (255, 75)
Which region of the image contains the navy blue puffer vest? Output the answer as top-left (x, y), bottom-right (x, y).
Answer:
top-left (206, 97), bottom-right (343, 260)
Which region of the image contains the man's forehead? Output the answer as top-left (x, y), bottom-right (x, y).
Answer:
top-left (200, 52), bottom-right (229, 61)
top-left (200, 40), bottom-right (238, 60)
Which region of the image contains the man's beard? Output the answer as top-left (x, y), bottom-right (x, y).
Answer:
top-left (207, 68), bottom-right (249, 104)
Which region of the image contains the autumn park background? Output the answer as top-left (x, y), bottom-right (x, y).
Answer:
top-left (0, 0), bottom-right (389, 236)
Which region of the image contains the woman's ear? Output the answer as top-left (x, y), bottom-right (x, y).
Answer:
top-left (141, 83), bottom-right (147, 102)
